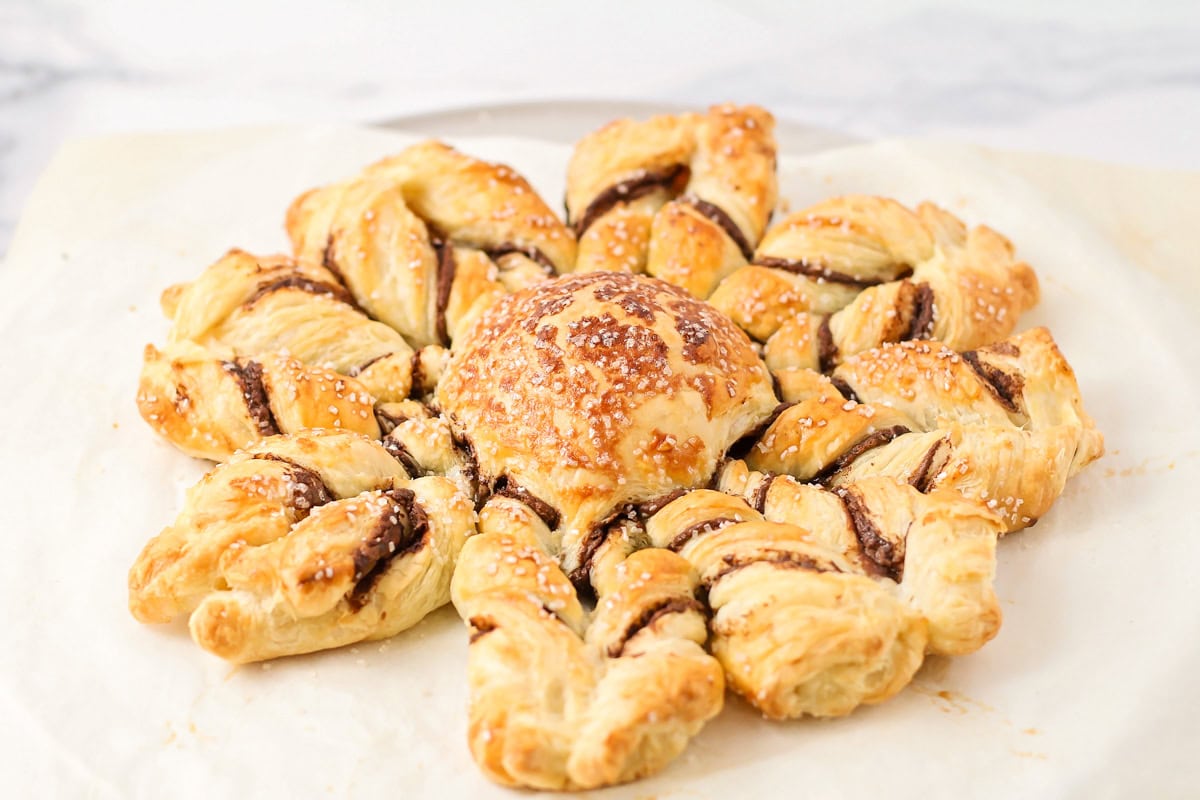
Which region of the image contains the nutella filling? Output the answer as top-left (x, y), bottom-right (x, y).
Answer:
top-left (817, 316), bottom-right (838, 373)
top-left (568, 489), bottom-right (690, 591)
top-left (491, 475), bottom-right (562, 530)
top-left (349, 351), bottom-right (391, 378)
top-left (348, 488), bottom-right (430, 610)
top-left (467, 616), bottom-right (497, 644)
top-left (382, 435), bottom-right (423, 478)
top-left (321, 233), bottom-right (349, 286)
top-left (607, 597), bottom-right (704, 658)
top-left (434, 239), bottom-right (457, 347)
top-left (904, 282), bottom-right (936, 341)
top-left (727, 402), bottom-right (796, 460)
top-left (962, 350), bottom-right (1025, 414)
top-left (829, 375), bottom-right (860, 404)
top-left (685, 196), bottom-right (754, 261)
top-left (813, 425), bottom-right (910, 485)
top-left (251, 453), bottom-right (333, 517)
top-left (908, 436), bottom-right (951, 493)
top-left (838, 487), bottom-right (903, 581)
top-left (485, 243), bottom-right (558, 276)
top-left (572, 164), bottom-right (689, 236)
top-left (754, 256), bottom-right (908, 288)
top-left (750, 473), bottom-right (779, 514)
top-left (245, 275), bottom-right (360, 311)
top-left (703, 549), bottom-right (837, 591)
top-left (667, 516), bottom-right (740, 553)
top-left (223, 360), bottom-right (279, 437)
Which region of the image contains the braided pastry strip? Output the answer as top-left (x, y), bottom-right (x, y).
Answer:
top-left (288, 141), bottom-right (576, 347)
top-left (734, 196), bottom-right (1039, 368)
top-left (128, 430), bottom-right (473, 663)
top-left (138, 342), bottom-right (380, 460)
top-left (640, 472), bottom-right (1002, 719)
top-left (451, 495), bottom-right (723, 790)
top-left (566, 104), bottom-right (777, 295)
top-left (160, 248), bottom-right (423, 402)
top-left (140, 249), bottom-right (460, 460)
top-left (750, 327), bottom-right (1103, 531)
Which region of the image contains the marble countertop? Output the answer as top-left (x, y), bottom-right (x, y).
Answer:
top-left (3, 0), bottom-right (1198, 256)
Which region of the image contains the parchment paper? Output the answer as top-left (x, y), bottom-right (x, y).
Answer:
top-left (1, 126), bottom-right (1197, 799)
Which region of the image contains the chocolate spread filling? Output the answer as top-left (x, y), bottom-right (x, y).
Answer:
top-left (434, 239), bottom-right (457, 347)
top-left (374, 406), bottom-right (407, 434)
top-left (607, 597), bottom-right (705, 658)
top-left (348, 487), bottom-right (429, 610)
top-left (321, 233), bottom-right (349, 286)
top-left (685, 196), bottom-right (754, 261)
top-left (491, 475), bottom-right (562, 530)
top-left (568, 489), bottom-right (690, 590)
top-left (813, 425), bottom-right (910, 485)
top-left (703, 549), bottom-right (836, 590)
top-left (829, 376), bottom-right (860, 404)
top-left (572, 164), bottom-right (689, 236)
top-left (223, 360), bottom-right (279, 436)
top-left (817, 316), bottom-right (838, 373)
top-left (409, 350), bottom-right (426, 397)
top-left (382, 435), bottom-right (423, 478)
top-left (754, 256), bottom-right (908, 288)
top-left (467, 616), bottom-right (497, 644)
top-left (750, 473), bottom-right (779, 514)
top-left (245, 275), bottom-right (360, 311)
top-left (908, 437), bottom-right (950, 493)
top-left (727, 402), bottom-right (796, 460)
top-left (667, 517), bottom-right (739, 553)
top-left (838, 488), bottom-right (903, 581)
top-left (349, 351), bottom-right (391, 378)
top-left (251, 453), bottom-right (333, 516)
top-left (450, 432), bottom-right (485, 509)
top-left (903, 282), bottom-right (936, 341)
top-left (485, 243), bottom-right (558, 276)
top-left (962, 350), bottom-right (1025, 414)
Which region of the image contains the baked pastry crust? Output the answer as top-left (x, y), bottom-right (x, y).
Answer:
top-left (566, 104), bottom-right (777, 293)
top-left (639, 470), bottom-right (1002, 718)
top-left (451, 496), bottom-right (723, 790)
top-left (437, 271), bottom-right (778, 573)
top-left (287, 141), bottom-right (575, 347)
top-left (752, 327), bottom-right (1103, 531)
top-left (753, 196), bottom-right (1039, 370)
top-left (128, 430), bottom-right (473, 662)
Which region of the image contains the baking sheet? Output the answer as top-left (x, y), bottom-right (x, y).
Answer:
top-left (1, 126), bottom-right (1197, 798)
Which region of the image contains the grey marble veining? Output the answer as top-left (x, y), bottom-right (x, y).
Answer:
top-left (2, 0), bottom-right (1199, 257)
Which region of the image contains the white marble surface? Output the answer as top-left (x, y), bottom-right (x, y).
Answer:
top-left (2, 0), bottom-right (1199, 255)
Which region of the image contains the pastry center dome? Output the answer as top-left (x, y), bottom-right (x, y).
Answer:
top-left (438, 271), bottom-right (777, 535)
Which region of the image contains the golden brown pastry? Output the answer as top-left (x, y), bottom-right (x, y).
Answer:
top-left (437, 271), bottom-right (779, 579)
top-left (287, 141), bottom-right (576, 347)
top-left (566, 104), bottom-right (777, 296)
top-left (137, 342), bottom-right (380, 460)
top-left (451, 495), bottom-right (722, 790)
top-left (128, 430), bottom-right (473, 662)
top-left (159, 248), bottom-right (420, 402)
top-left (749, 196), bottom-right (1039, 368)
top-left (636, 469), bottom-right (1001, 719)
top-left (750, 327), bottom-right (1103, 531)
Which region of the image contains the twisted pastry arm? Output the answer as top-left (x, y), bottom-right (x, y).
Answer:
top-left (137, 342), bottom-right (380, 460)
top-left (161, 249), bottom-right (418, 402)
top-left (748, 327), bottom-right (1103, 531)
top-left (745, 196), bottom-right (1038, 369)
top-left (640, 470), bottom-right (1001, 719)
top-left (566, 104), bottom-right (777, 295)
top-left (450, 495), bottom-right (722, 790)
top-left (128, 430), bottom-right (473, 662)
top-left (287, 141), bottom-right (575, 347)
